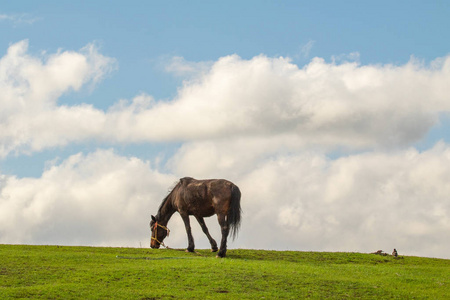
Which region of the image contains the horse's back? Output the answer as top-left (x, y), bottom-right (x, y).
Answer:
top-left (180, 177), bottom-right (235, 195)
top-left (177, 177), bottom-right (238, 216)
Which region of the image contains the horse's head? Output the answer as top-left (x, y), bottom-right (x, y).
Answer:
top-left (150, 215), bottom-right (170, 249)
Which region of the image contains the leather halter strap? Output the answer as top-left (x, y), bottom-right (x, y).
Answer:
top-left (151, 222), bottom-right (170, 247)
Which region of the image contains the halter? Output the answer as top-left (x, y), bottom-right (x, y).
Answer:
top-left (151, 222), bottom-right (170, 248)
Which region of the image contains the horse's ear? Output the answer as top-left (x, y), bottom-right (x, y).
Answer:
top-left (151, 215), bottom-right (156, 222)
top-left (180, 177), bottom-right (193, 186)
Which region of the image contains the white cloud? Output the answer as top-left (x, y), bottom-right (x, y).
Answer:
top-left (103, 53), bottom-right (450, 147)
top-left (2, 42), bottom-right (450, 157)
top-left (153, 54), bottom-right (449, 149)
top-left (0, 13), bottom-right (40, 25)
top-left (0, 40), bottom-right (115, 107)
top-left (0, 150), bottom-right (176, 246)
top-left (299, 40), bottom-right (315, 58)
top-left (331, 51), bottom-right (360, 64)
top-left (164, 56), bottom-right (213, 77)
top-left (177, 141), bottom-right (450, 258)
top-left (1, 145), bottom-right (449, 258)
top-left (99, 54), bottom-right (450, 150)
top-left (0, 40), bottom-right (116, 157)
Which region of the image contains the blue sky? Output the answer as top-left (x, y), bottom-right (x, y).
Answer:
top-left (1, 1), bottom-right (450, 258)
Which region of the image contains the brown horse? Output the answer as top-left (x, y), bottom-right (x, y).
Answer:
top-left (150, 177), bottom-right (241, 257)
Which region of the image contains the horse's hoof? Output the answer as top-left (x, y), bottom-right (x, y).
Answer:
top-left (211, 248), bottom-right (218, 252)
top-left (186, 249), bottom-right (195, 253)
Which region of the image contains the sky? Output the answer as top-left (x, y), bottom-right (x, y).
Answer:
top-left (1, 1), bottom-right (450, 259)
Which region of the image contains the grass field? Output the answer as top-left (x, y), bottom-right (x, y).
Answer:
top-left (0, 244), bottom-right (448, 299)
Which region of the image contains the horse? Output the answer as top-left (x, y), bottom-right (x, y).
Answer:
top-left (150, 177), bottom-right (242, 257)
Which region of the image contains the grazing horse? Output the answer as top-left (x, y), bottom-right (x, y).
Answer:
top-left (150, 177), bottom-right (241, 257)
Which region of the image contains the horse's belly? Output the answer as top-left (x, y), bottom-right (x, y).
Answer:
top-left (192, 206), bottom-right (215, 217)
top-left (184, 202), bottom-right (215, 217)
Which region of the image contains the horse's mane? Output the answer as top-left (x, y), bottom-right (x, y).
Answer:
top-left (156, 179), bottom-right (181, 217)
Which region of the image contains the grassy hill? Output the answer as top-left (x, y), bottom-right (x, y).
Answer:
top-left (1, 244), bottom-right (448, 299)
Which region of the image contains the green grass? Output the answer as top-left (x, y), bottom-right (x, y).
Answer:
top-left (0, 244), bottom-right (448, 299)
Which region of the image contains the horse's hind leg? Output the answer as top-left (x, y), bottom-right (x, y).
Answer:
top-left (195, 216), bottom-right (218, 252)
top-left (217, 214), bottom-right (230, 258)
top-left (180, 214), bottom-right (195, 252)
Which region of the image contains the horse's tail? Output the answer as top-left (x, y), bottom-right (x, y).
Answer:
top-left (228, 184), bottom-right (242, 240)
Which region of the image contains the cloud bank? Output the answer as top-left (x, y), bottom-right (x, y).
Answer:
top-left (1, 41), bottom-right (449, 258)
top-left (2, 41), bottom-right (450, 157)
top-left (1, 145), bottom-right (449, 258)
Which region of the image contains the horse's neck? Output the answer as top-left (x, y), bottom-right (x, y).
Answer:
top-left (158, 198), bottom-right (176, 225)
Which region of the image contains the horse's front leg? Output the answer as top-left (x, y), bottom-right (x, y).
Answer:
top-left (195, 216), bottom-right (218, 252)
top-left (180, 214), bottom-right (195, 252)
top-left (217, 214), bottom-right (230, 258)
